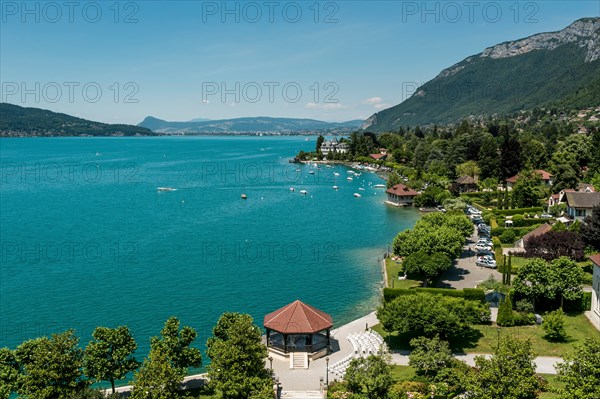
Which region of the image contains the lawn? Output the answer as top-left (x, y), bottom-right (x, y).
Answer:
top-left (385, 258), bottom-right (422, 289)
top-left (374, 312), bottom-right (598, 357)
top-left (390, 365), bottom-right (418, 382)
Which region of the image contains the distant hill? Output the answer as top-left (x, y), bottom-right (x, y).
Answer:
top-left (363, 17), bottom-right (600, 132)
top-left (0, 103), bottom-right (156, 137)
top-left (138, 116), bottom-right (364, 134)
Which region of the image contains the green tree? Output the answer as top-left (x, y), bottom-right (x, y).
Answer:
top-left (512, 170), bottom-right (543, 208)
top-left (377, 293), bottom-right (488, 338)
top-left (496, 296), bottom-right (515, 327)
top-left (315, 135), bottom-right (324, 153)
top-left (130, 344), bottom-right (184, 399)
top-left (500, 126), bottom-right (523, 180)
top-left (513, 258), bottom-right (555, 309)
top-left (402, 251), bottom-right (452, 286)
top-left (555, 338), bottom-right (600, 399)
top-left (150, 316), bottom-right (202, 373)
top-left (408, 336), bottom-right (453, 378)
top-left (83, 326), bottom-right (139, 394)
top-left (542, 309), bottom-right (567, 341)
top-left (206, 313), bottom-right (271, 399)
top-left (344, 354), bottom-right (393, 399)
top-left (580, 205), bottom-right (600, 250)
top-left (386, 172), bottom-right (401, 189)
top-left (550, 257), bottom-right (584, 308)
top-left (0, 348), bottom-right (19, 399)
top-left (456, 160), bottom-right (481, 179)
top-left (478, 136), bottom-right (500, 179)
top-left (464, 336), bottom-right (543, 399)
top-left (15, 330), bottom-right (86, 399)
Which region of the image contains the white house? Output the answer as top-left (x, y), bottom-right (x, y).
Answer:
top-left (564, 192), bottom-right (600, 221)
top-left (385, 184), bottom-right (419, 207)
top-left (320, 137), bottom-right (348, 155)
top-left (590, 254), bottom-right (600, 330)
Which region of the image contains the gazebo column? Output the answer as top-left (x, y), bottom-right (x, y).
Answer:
top-left (326, 329), bottom-right (330, 353)
top-left (283, 334), bottom-right (287, 354)
top-left (266, 329), bottom-right (270, 347)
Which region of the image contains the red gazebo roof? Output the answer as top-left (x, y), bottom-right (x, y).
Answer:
top-left (264, 300), bottom-right (333, 334)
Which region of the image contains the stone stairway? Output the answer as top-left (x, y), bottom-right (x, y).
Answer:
top-left (289, 352), bottom-right (308, 369)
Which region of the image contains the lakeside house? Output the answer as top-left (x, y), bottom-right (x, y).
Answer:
top-left (320, 137), bottom-right (349, 156)
top-left (564, 191), bottom-right (600, 221)
top-left (590, 254), bottom-right (600, 330)
top-left (506, 170), bottom-right (553, 189)
top-left (454, 175), bottom-right (479, 193)
top-left (385, 184), bottom-right (419, 207)
top-left (369, 148), bottom-right (388, 161)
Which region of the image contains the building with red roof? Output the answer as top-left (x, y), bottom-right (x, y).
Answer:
top-left (264, 300), bottom-right (333, 364)
top-left (385, 184), bottom-right (419, 207)
top-left (506, 170), bottom-right (554, 188)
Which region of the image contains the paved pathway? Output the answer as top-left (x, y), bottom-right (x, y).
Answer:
top-left (437, 227), bottom-right (502, 290)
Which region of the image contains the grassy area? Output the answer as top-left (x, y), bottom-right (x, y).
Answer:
top-left (374, 312), bottom-right (597, 356)
top-left (385, 258), bottom-right (422, 289)
top-left (390, 365), bottom-right (418, 382)
top-left (539, 374), bottom-right (565, 399)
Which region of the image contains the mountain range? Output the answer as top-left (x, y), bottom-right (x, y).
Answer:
top-left (0, 103), bottom-right (155, 137)
top-left (362, 17), bottom-right (600, 132)
top-left (138, 116), bottom-right (364, 134)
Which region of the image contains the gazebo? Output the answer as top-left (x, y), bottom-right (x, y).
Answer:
top-left (264, 300), bottom-right (333, 361)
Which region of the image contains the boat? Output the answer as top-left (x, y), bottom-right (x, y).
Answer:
top-left (373, 184), bottom-right (386, 188)
top-left (241, 194), bottom-right (247, 199)
top-left (334, 172), bottom-right (340, 176)
top-left (309, 170), bottom-right (315, 174)
top-left (358, 187), bottom-right (365, 191)
top-left (353, 193), bottom-right (361, 198)
top-left (347, 177), bottom-right (353, 181)
top-left (290, 187), bottom-right (295, 191)
top-left (296, 168), bottom-right (301, 172)
top-left (300, 190), bottom-right (308, 195)
top-left (157, 187), bottom-right (177, 192)
top-left (333, 186), bottom-right (339, 190)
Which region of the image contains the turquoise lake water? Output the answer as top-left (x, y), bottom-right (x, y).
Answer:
top-left (0, 136), bottom-right (419, 361)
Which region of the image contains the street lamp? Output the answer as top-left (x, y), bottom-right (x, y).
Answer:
top-left (325, 357), bottom-right (329, 387)
top-left (269, 356), bottom-right (273, 371)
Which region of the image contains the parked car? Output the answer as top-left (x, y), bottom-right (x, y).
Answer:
top-left (477, 239), bottom-right (493, 246)
top-left (475, 242), bottom-right (493, 250)
top-left (476, 258), bottom-right (497, 268)
top-left (540, 213), bottom-right (553, 219)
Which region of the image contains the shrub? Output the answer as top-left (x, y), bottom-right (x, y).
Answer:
top-left (492, 236), bottom-right (502, 250)
top-left (390, 381), bottom-right (428, 399)
top-left (513, 312), bottom-right (536, 326)
top-left (543, 309), bottom-right (567, 341)
top-left (494, 207), bottom-right (544, 216)
top-left (383, 288), bottom-right (486, 303)
top-left (500, 229), bottom-right (516, 244)
top-left (497, 296), bottom-right (515, 327)
top-left (515, 299), bottom-right (534, 313)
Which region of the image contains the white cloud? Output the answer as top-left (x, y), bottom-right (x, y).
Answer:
top-left (305, 102), bottom-right (347, 110)
top-left (362, 97), bottom-right (383, 105)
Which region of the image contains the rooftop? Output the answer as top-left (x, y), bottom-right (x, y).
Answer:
top-left (385, 184), bottom-right (419, 197)
top-left (589, 254), bottom-right (600, 267)
top-left (264, 300), bottom-right (333, 334)
top-left (565, 191), bottom-right (600, 209)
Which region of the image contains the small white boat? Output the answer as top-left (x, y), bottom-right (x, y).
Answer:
top-left (290, 187), bottom-right (295, 191)
top-left (347, 171), bottom-right (354, 174)
top-left (300, 190), bottom-right (308, 195)
top-left (241, 194), bottom-right (247, 199)
top-left (334, 172), bottom-right (340, 176)
top-left (296, 168), bottom-right (301, 172)
top-left (373, 184), bottom-right (386, 188)
top-left (309, 170), bottom-right (315, 175)
top-left (333, 186), bottom-right (339, 190)
top-left (358, 187), bottom-right (365, 191)
top-left (354, 193), bottom-right (361, 198)
top-left (347, 177), bottom-right (353, 181)
top-left (157, 187), bottom-right (177, 192)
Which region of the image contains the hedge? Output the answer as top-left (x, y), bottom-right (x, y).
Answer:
top-left (493, 207), bottom-right (544, 216)
top-left (564, 292), bottom-right (592, 312)
top-left (383, 287), bottom-right (486, 303)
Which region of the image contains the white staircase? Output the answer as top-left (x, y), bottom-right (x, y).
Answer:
top-left (289, 352), bottom-right (308, 369)
top-left (281, 391), bottom-right (323, 399)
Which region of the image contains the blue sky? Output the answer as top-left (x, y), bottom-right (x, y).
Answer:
top-left (1, 1), bottom-right (598, 124)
